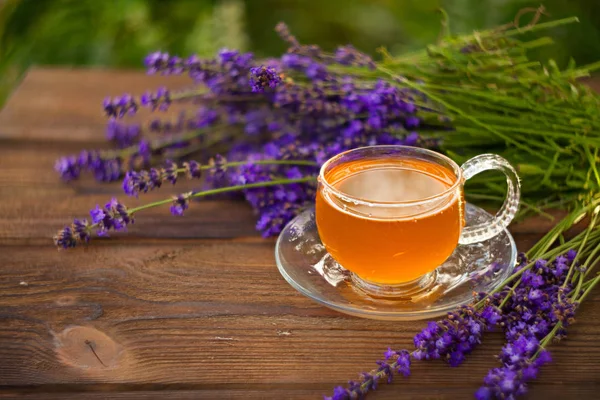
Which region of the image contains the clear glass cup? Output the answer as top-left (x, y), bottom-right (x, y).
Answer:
top-left (315, 145), bottom-right (520, 298)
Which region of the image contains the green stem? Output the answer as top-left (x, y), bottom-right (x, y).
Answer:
top-left (379, 67), bottom-right (553, 163)
top-left (532, 322), bottom-right (562, 359)
top-left (128, 176), bottom-right (316, 214)
top-left (500, 17), bottom-right (579, 38)
top-left (577, 274), bottom-right (600, 303)
top-left (582, 242), bottom-right (600, 279)
top-left (562, 211), bottom-right (599, 290)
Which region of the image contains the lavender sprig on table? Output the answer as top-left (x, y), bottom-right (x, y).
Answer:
top-left (326, 201), bottom-right (600, 400)
top-left (53, 172), bottom-right (315, 249)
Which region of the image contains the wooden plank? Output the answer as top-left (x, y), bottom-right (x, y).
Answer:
top-left (0, 244), bottom-right (599, 396)
top-left (2, 386), bottom-right (600, 400)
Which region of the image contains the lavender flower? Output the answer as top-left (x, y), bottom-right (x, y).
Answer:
top-left (72, 219), bottom-right (92, 243)
top-left (145, 51), bottom-right (184, 75)
top-left (183, 160), bottom-right (202, 179)
top-left (56, 150), bottom-right (123, 182)
top-left (91, 157), bottom-right (123, 182)
top-left (122, 159), bottom-right (202, 197)
top-left (140, 87), bottom-right (171, 112)
top-left (170, 192), bottom-right (192, 216)
top-left (106, 120), bottom-right (141, 148)
top-left (280, 53), bottom-right (310, 70)
top-left (200, 48), bottom-right (254, 94)
top-left (476, 346), bottom-right (553, 400)
top-left (53, 226), bottom-right (77, 249)
top-left (412, 306), bottom-right (485, 366)
top-left (55, 156), bottom-right (81, 181)
top-left (233, 157), bottom-right (317, 237)
top-left (91, 198), bottom-right (133, 236)
top-left (137, 139), bottom-right (152, 165)
top-left (54, 220), bottom-right (91, 249)
top-left (55, 199), bottom-right (132, 248)
top-left (305, 61), bottom-right (329, 81)
top-left (104, 94), bottom-right (138, 118)
top-left (249, 66), bottom-right (282, 92)
top-left (334, 45), bottom-right (376, 69)
top-left (206, 154), bottom-right (229, 187)
top-left (324, 348), bottom-right (412, 400)
top-left (123, 169), bottom-right (163, 197)
top-left (161, 160), bottom-right (178, 184)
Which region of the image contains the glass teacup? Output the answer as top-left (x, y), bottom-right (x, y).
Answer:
top-left (315, 146), bottom-right (520, 297)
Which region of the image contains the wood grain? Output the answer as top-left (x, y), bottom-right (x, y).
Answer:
top-left (0, 68), bottom-right (598, 399)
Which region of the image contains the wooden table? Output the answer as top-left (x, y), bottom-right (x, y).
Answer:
top-left (0, 68), bottom-right (599, 400)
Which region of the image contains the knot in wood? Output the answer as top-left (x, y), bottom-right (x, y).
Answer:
top-left (54, 326), bottom-right (123, 370)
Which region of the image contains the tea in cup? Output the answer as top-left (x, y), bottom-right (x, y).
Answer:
top-left (315, 146), bottom-right (520, 295)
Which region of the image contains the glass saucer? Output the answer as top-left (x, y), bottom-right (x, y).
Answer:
top-left (275, 203), bottom-right (517, 321)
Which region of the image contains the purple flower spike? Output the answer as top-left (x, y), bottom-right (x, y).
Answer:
top-left (163, 160), bottom-right (179, 184)
top-left (170, 192), bottom-right (192, 216)
top-left (140, 87), bottom-right (171, 112)
top-left (413, 307), bottom-right (486, 365)
top-left (403, 132), bottom-right (420, 146)
top-left (92, 198), bottom-right (133, 235)
top-left (104, 94), bottom-right (138, 118)
top-left (396, 350), bottom-right (411, 377)
top-left (324, 347), bottom-right (411, 399)
top-left (106, 120), bottom-right (141, 148)
top-left (324, 386), bottom-right (349, 400)
top-left (55, 150), bottom-right (123, 183)
top-left (53, 226), bottom-right (77, 249)
top-left (281, 54), bottom-right (311, 70)
top-left (481, 306), bottom-right (502, 329)
top-left (55, 199), bottom-right (132, 248)
top-left (305, 62), bottom-right (328, 81)
top-left (121, 160), bottom-right (207, 197)
top-left (475, 386), bottom-right (493, 400)
top-left (55, 156), bottom-right (81, 181)
top-left (145, 51), bottom-right (170, 74)
top-left (334, 45), bottom-right (375, 69)
top-left (72, 218), bottom-right (92, 243)
top-left (123, 169), bottom-right (162, 197)
top-left (405, 115), bottom-right (420, 128)
top-left (92, 158), bottom-right (122, 182)
top-left (183, 160), bottom-right (202, 179)
top-left (249, 66), bottom-right (282, 93)
top-left (137, 139), bottom-right (152, 165)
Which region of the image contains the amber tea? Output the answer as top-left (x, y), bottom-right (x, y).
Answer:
top-left (316, 157), bottom-right (465, 285)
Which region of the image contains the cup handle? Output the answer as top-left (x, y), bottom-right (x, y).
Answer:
top-left (458, 154), bottom-right (521, 245)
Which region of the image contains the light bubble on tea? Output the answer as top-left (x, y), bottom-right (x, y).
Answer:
top-left (335, 165), bottom-right (452, 218)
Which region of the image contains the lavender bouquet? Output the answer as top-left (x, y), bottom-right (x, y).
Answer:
top-left (54, 10), bottom-right (600, 246)
top-left (53, 9), bottom-right (600, 399)
top-left (326, 199), bottom-right (600, 399)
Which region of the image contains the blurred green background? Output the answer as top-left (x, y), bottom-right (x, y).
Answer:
top-left (1, 0), bottom-right (599, 106)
